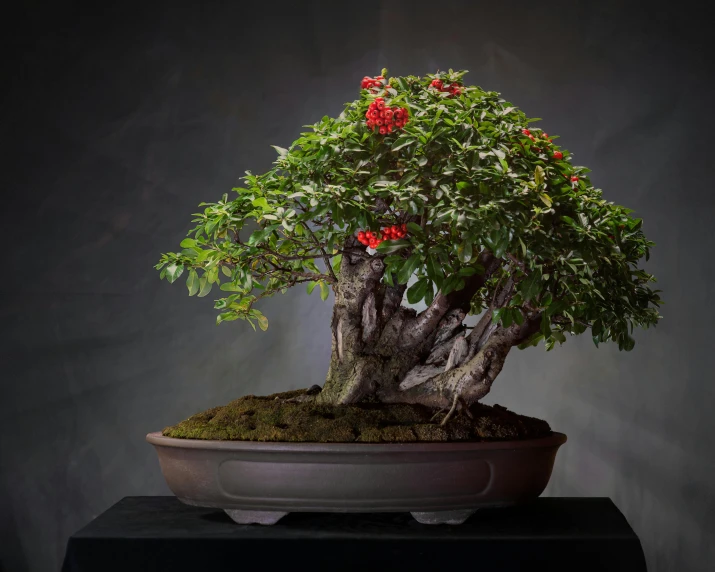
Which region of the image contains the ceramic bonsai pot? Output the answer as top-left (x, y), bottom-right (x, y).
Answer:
top-left (146, 431), bottom-right (566, 525)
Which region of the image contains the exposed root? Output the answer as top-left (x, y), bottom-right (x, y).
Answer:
top-left (440, 394), bottom-right (461, 426)
top-left (429, 407), bottom-right (446, 423)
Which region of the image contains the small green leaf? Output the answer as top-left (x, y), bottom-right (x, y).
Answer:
top-left (406, 279), bottom-right (429, 304)
top-left (271, 145), bottom-right (288, 158)
top-left (519, 270), bottom-right (541, 302)
top-left (552, 330), bottom-right (567, 344)
top-left (457, 236), bottom-right (473, 263)
top-left (622, 334), bottom-right (635, 351)
top-left (216, 312), bottom-right (239, 325)
top-left (319, 281), bottom-right (330, 301)
top-left (426, 255), bottom-right (444, 287)
top-left (534, 165), bottom-right (545, 186)
top-left (307, 281), bottom-right (318, 295)
top-left (186, 269), bottom-right (199, 296)
top-left (165, 263), bottom-right (184, 284)
top-left (539, 193), bottom-right (552, 208)
top-left (502, 308), bottom-right (514, 328)
top-left (221, 266), bottom-right (232, 277)
top-left (376, 239), bottom-right (411, 254)
top-left (399, 171), bottom-right (419, 188)
top-left (398, 253), bottom-right (421, 284)
top-left (197, 277), bottom-right (213, 297)
top-left (406, 222), bottom-right (425, 238)
top-left (180, 238), bottom-right (197, 248)
top-left (252, 197), bottom-right (269, 210)
top-left (255, 313), bottom-right (269, 331)
top-left (392, 137), bottom-right (417, 152)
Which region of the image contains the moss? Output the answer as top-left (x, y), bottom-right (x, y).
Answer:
top-left (162, 388), bottom-right (552, 443)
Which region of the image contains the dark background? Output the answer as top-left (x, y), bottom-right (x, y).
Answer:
top-left (2, 1), bottom-right (713, 570)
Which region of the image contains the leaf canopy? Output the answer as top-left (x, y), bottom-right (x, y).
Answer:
top-left (156, 69), bottom-right (661, 351)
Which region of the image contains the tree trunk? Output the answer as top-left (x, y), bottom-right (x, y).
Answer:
top-left (316, 240), bottom-right (531, 414)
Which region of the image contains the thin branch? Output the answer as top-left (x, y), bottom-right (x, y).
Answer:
top-left (295, 212), bottom-right (338, 282)
top-left (506, 253), bottom-right (527, 273)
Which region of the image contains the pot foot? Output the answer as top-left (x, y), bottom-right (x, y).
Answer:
top-left (411, 509), bottom-right (477, 525)
top-left (224, 509), bottom-right (288, 525)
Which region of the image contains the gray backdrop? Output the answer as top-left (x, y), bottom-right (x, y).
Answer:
top-left (2, 1), bottom-right (713, 570)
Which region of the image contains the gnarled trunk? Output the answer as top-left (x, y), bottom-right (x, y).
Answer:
top-left (316, 239), bottom-right (541, 417)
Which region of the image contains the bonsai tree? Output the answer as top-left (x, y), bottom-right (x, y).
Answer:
top-left (155, 69), bottom-right (661, 425)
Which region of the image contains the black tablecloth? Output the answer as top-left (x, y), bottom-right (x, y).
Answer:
top-left (62, 496), bottom-right (647, 572)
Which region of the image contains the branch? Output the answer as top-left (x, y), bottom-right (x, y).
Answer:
top-left (401, 250), bottom-right (498, 347)
top-left (512, 313), bottom-right (543, 346)
top-left (304, 224), bottom-right (338, 282)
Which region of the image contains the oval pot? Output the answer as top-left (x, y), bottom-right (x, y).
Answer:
top-left (146, 431), bottom-right (566, 525)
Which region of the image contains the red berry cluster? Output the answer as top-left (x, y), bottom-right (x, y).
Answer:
top-left (365, 98), bottom-right (410, 135)
top-left (357, 224), bottom-right (408, 249)
top-left (430, 79), bottom-right (462, 96)
top-left (361, 75), bottom-right (385, 92)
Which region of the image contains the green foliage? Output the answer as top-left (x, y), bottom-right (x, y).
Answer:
top-left (155, 69), bottom-right (661, 350)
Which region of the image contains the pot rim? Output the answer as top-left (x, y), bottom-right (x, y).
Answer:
top-left (146, 430), bottom-right (566, 452)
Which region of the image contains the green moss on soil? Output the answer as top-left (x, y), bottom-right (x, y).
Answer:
top-left (162, 388), bottom-right (552, 443)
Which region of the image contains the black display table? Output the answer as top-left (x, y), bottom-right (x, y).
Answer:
top-left (62, 496), bottom-right (647, 572)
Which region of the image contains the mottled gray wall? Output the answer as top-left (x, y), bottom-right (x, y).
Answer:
top-left (1, 1), bottom-right (713, 571)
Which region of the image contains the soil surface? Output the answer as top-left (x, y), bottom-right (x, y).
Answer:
top-left (162, 388), bottom-right (552, 443)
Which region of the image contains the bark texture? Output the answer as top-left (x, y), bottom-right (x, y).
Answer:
top-left (316, 237), bottom-right (532, 416)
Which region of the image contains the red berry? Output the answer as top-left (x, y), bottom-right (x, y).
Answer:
top-left (571, 176), bottom-right (579, 182)
top-left (553, 151), bottom-right (563, 159)
top-left (528, 134), bottom-right (535, 141)
top-left (376, 118), bottom-right (384, 126)
top-left (453, 88), bottom-right (462, 96)
top-left (431, 79), bottom-right (443, 88)
top-left (542, 132), bottom-right (548, 138)
top-left (358, 231), bottom-right (365, 238)
top-left (400, 223), bottom-right (407, 232)
top-left (365, 231), bottom-right (374, 239)
top-left (396, 230), bottom-right (405, 238)
top-left (376, 76), bottom-right (384, 80)
top-left (377, 101), bottom-right (385, 110)
top-left (522, 129), bottom-right (531, 136)
top-left (379, 126), bottom-right (387, 135)
top-left (387, 124), bottom-right (393, 132)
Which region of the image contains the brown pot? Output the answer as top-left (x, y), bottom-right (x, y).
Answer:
top-left (146, 431), bottom-right (566, 525)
